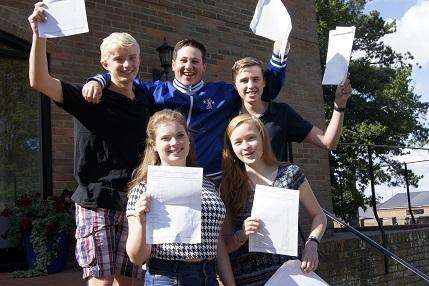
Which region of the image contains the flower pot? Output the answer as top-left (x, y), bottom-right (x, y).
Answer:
top-left (23, 231), bottom-right (69, 273)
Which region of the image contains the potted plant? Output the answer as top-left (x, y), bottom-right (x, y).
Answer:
top-left (6, 189), bottom-right (75, 277)
top-left (0, 208), bottom-right (12, 248)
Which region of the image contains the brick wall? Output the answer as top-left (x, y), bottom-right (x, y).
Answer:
top-left (1, 0), bottom-right (331, 220)
top-left (318, 228), bottom-right (429, 285)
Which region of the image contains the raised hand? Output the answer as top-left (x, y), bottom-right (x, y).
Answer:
top-left (28, 2), bottom-right (46, 35)
top-left (335, 78), bottom-right (352, 108)
top-left (273, 40), bottom-right (291, 57)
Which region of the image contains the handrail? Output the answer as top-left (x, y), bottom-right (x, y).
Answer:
top-left (323, 209), bottom-right (429, 283)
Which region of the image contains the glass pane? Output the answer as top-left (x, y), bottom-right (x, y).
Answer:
top-left (0, 56), bottom-right (42, 209)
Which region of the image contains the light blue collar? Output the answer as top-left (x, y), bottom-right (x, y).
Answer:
top-left (173, 79), bottom-right (204, 95)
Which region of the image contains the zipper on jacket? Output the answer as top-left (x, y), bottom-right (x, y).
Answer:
top-left (186, 95), bottom-right (194, 126)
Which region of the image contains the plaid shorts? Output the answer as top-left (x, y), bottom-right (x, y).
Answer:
top-left (74, 204), bottom-right (145, 279)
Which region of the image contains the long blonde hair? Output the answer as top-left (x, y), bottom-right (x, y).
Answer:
top-left (128, 109), bottom-right (198, 191)
top-left (221, 114), bottom-right (278, 220)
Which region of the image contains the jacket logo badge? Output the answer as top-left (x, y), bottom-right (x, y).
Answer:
top-left (203, 98), bottom-right (215, 110)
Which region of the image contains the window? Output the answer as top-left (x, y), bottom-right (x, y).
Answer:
top-left (0, 31), bottom-right (52, 211)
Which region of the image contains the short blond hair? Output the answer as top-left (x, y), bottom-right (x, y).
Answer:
top-left (231, 57), bottom-right (264, 81)
top-left (100, 32), bottom-right (139, 63)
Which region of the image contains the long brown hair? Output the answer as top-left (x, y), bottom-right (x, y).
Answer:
top-left (221, 114), bottom-right (278, 220)
top-left (128, 109), bottom-right (198, 191)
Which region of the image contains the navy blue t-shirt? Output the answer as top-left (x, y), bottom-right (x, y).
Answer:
top-left (260, 101), bottom-right (313, 162)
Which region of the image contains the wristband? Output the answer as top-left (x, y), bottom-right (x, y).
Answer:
top-left (306, 236), bottom-right (320, 245)
top-left (333, 106), bottom-right (347, 112)
top-left (87, 74), bottom-right (107, 88)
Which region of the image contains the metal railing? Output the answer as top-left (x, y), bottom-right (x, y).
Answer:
top-left (336, 143), bottom-right (429, 273)
top-left (323, 208), bottom-right (429, 283)
top-left (288, 141), bottom-right (429, 282)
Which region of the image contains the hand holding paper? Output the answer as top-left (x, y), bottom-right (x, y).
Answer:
top-left (250, 0), bottom-right (292, 60)
top-left (38, 0), bottom-right (89, 38)
top-left (28, 2), bottom-right (46, 36)
top-left (242, 217), bottom-right (261, 236)
top-left (334, 78), bottom-right (352, 108)
top-left (146, 166), bottom-right (203, 244)
top-left (322, 26), bottom-right (356, 85)
top-left (133, 193), bottom-right (152, 221)
top-left (249, 184), bottom-right (299, 256)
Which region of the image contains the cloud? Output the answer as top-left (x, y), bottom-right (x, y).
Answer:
top-left (382, 1), bottom-right (429, 67)
top-left (413, 68), bottom-right (429, 103)
top-left (396, 149), bottom-right (429, 190)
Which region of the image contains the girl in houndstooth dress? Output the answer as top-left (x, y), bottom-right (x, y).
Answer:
top-left (126, 109), bottom-right (235, 286)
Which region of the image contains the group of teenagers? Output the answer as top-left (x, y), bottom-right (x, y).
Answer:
top-left (28, 2), bottom-right (352, 286)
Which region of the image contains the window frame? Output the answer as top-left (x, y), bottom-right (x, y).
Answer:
top-left (0, 30), bottom-right (52, 198)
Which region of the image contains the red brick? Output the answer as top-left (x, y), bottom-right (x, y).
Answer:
top-left (3, 0), bottom-right (332, 226)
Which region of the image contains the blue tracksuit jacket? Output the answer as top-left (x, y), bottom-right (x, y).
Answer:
top-left (92, 53), bottom-right (287, 178)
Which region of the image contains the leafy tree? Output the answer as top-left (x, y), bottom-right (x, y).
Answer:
top-left (315, 0), bottom-right (429, 223)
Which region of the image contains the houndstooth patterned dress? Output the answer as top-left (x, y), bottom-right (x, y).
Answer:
top-left (126, 177), bottom-right (226, 260)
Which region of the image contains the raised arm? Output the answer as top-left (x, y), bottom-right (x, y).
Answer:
top-left (28, 2), bottom-right (63, 103)
top-left (304, 79), bottom-right (351, 150)
top-left (298, 179), bottom-right (327, 273)
top-left (126, 192), bottom-right (152, 265)
top-left (261, 40), bottom-right (290, 101)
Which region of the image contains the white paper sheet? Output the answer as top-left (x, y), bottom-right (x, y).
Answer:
top-left (38, 0), bottom-right (89, 38)
top-left (322, 26), bottom-right (355, 85)
top-left (249, 184), bottom-right (299, 256)
top-left (250, 0), bottom-right (292, 61)
top-left (146, 165), bottom-right (203, 244)
top-left (265, 260), bottom-right (330, 286)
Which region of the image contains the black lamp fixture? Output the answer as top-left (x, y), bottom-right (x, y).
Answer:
top-left (152, 37), bottom-right (174, 81)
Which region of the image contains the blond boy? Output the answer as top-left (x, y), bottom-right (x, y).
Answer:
top-left (28, 3), bottom-right (150, 285)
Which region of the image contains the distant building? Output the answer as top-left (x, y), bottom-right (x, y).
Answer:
top-left (359, 191), bottom-right (429, 226)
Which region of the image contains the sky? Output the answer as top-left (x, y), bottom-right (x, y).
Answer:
top-left (362, 0), bottom-right (429, 202)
